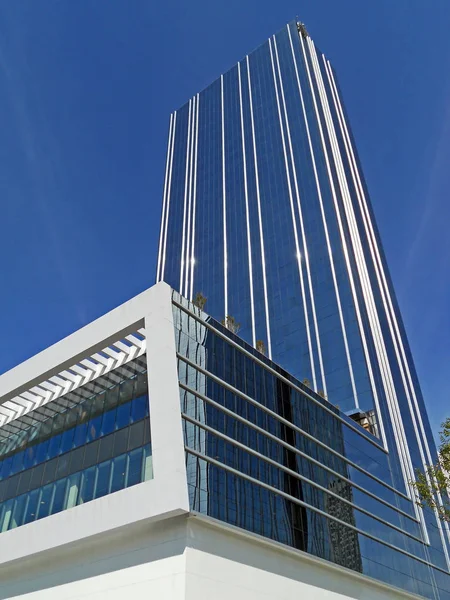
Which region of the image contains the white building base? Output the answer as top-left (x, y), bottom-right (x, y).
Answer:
top-left (0, 513), bottom-right (420, 600)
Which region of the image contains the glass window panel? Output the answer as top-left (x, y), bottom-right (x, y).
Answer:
top-left (16, 469), bottom-right (32, 496)
top-left (52, 413), bottom-right (66, 437)
top-left (91, 393), bottom-right (105, 419)
top-left (69, 446), bottom-right (85, 474)
top-left (23, 489), bottom-right (40, 524)
top-left (64, 404), bottom-right (79, 430)
top-left (113, 428), bottom-right (129, 456)
top-left (143, 419), bottom-right (151, 445)
top-left (101, 407), bottom-right (116, 436)
top-left (42, 458), bottom-right (58, 485)
top-left (135, 373), bottom-right (147, 397)
top-left (142, 445), bottom-right (153, 481)
top-left (0, 498), bottom-right (13, 532)
top-left (119, 380), bottom-right (134, 406)
top-left (55, 454), bottom-right (71, 479)
top-left (29, 464), bottom-right (45, 491)
top-left (79, 466), bottom-right (97, 504)
top-left (0, 501), bottom-right (5, 530)
top-left (1, 457), bottom-right (12, 480)
top-left (87, 416), bottom-right (102, 443)
top-left (10, 494), bottom-right (27, 529)
top-left (77, 404), bottom-right (91, 425)
top-left (104, 386), bottom-right (119, 411)
top-left (128, 421), bottom-right (144, 451)
top-left (94, 461), bottom-right (112, 499)
top-left (131, 395), bottom-right (148, 422)
top-left (110, 454), bottom-right (126, 494)
top-left (37, 483), bottom-right (54, 519)
top-left (0, 480), bottom-right (7, 503)
top-left (27, 424), bottom-right (40, 446)
top-left (11, 451), bottom-right (24, 476)
top-left (60, 427), bottom-right (75, 454)
top-left (126, 448), bottom-right (143, 488)
top-left (23, 445), bottom-right (37, 470)
top-left (51, 479), bottom-right (67, 515)
top-left (35, 440), bottom-right (49, 464)
top-left (73, 423), bottom-right (88, 449)
top-left (83, 440), bottom-right (100, 469)
top-left (116, 402), bottom-right (131, 430)
top-left (39, 420), bottom-right (52, 440)
top-left (6, 474), bottom-right (20, 499)
top-left (65, 472), bottom-right (81, 509)
top-left (98, 434), bottom-right (114, 464)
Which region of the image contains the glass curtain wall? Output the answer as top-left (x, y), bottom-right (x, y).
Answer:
top-left (173, 293), bottom-right (450, 599)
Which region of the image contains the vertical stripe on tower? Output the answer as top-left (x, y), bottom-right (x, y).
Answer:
top-left (180, 100), bottom-right (193, 294)
top-left (268, 37), bottom-right (317, 390)
top-left (273, 34), bottom-right (327, 398)
top-left (189, 94), bottom-right (200, 301)
top-left (157, 112), bottom-right (174, 282)
top-left (238, 62), bottom-right (256, 347)
top-left (246, 56), bottom-right (273, 358)
top-left (161, 112), bottom-right (177, 282)
top-left (221, 75), bottom-right (228, 318)
top-left (184, 95), bottom-right (197, 297)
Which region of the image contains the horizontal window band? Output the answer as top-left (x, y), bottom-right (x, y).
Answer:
top-left (179, 382), bottom-right (417, 524)
top-left (172, 297), bottom-right (387, 454)
top-left (182, 411), bottom-right (423, 544)
top-left (177, 355), bottom-right (410, 504)
top-left (185, 447), bottom-right (448, 576)
top-left (0, 417), bottom-right (150, 502)
top-left (0, 443), bottom-right (152, 534)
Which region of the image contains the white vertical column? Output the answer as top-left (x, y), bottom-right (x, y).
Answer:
top-left (307, 36), bottom-right (423, 528)
top-left (157, 113), bottom-right (174, 282)
top-left (295, 30), bottom-right (387, 444)
top-left (189, 94), bottom-right (200, 302)
top-left (180, 100), bottom-right (193, 295)
top-left (161, 113), bottom-right (177, 283)
top-left (246, 56), bottom-right (272, 359)
top-left (145, 282), bottom-right (189, 512)
top-left (284, 27), bottom-right (360, 407)
top-left (273, 35), bottom-right (327, 398)
top-left (238, 62), bottom-right (256, 347)
top-left (184, 96), bottom-right (197, 297)
top-left (221, 75), bottom-right (228, 318)
top-left (268, 37), bottom-right (317, 390)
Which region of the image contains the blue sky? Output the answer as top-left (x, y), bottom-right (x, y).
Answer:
top-left (0, 1), bottom-right (449, 438)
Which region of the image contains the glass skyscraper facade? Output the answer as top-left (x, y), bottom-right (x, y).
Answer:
top-left (157, 20), bottom-right (450, 597)
top-left (174, 291), bottom-right (450, 597)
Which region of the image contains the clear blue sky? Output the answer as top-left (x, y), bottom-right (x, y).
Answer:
top-left (0, 1), bottom-right (449, 439)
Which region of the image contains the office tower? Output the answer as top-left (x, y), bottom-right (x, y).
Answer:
top-left (156, 19), bottom-right (450, 596)
top-left (157, 16), bottom-right (449, 573)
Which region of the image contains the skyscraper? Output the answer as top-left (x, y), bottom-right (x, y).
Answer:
top-left (157, 19), bottom-right (450, 588)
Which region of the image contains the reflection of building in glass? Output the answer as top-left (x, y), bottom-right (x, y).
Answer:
top-left (275, 375), bottom-right (308, 553)
top-left (326, 478), bottom-right (362, 572)
top-left (158, 18), bottom-right (450, 593)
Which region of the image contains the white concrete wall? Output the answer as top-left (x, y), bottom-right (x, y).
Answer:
top-left (0, 514), bottom-right (420, 600)
top-left (0, 517), bottom-right (188, 600)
